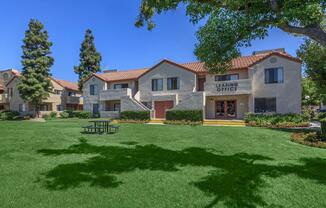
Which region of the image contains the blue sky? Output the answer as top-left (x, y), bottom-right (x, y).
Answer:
top-left (0, 0), bottom-right (305, 82)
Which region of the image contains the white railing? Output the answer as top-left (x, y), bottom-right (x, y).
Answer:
top-left (204, 79), bottom-right (252, 96)
top-left (99, 88), bottom-right (132, 101)
top-left (66, 96), bottom-right (83, 104)
top-left (100, 111), bottom-right (120, 118)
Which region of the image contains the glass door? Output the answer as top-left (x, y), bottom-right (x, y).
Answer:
top-left (226, 101), bottom-right (236, 117)
top-left (215, 101), bottom-right (225, 118)
top-left (215, 100), bottom-right (237, 118)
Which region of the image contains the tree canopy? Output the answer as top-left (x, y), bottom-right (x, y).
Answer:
top-left (74, 29), bottom-right (102, 90)
top-left (18, 19), bottom-right (54, 115)
top-left (136, 0), bottom-right (326, 73)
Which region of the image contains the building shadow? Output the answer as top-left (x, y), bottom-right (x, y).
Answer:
top-left (37, 140), bottom-right (326, 208)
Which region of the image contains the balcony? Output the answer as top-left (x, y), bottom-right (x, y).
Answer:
top-left (100, 88), bottom-right (132, 101)
top-left (204, 79), bottom-right (252, 96)
top-left (66, 96), bottom-right (83, 104)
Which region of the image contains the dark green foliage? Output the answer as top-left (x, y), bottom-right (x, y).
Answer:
top-left (318, 112), bottom-right (326, 121)
top-left (42, 112), bottom-right (57, 120)
top-left (18, 19), bottom-right (54, 116)
top-left (121, 111), bottom-right (150, 120)
top-left (59, 111), bottom-right (70, 119)
top-left (0, 111), bottom-right (20, 120)
top-left (50, 112), bottom-right (57, 119)
top-left (321, 118), bottom-right (326, 138)
top-left (166, 110), bottom-right (203, 122)
top-left (301, 78), bottom-right (322, 106)
top-left (74, 29), bottom-right (102, 90)
top-left (297, 40), bottom-right (326, 103)
top-left (245, 113), bottom-right (310, 128)
top-left (137, 0), bottom-right (325, 73)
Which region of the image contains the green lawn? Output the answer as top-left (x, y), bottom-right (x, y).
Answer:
top-left (1, 120), bottom-right (326, 208)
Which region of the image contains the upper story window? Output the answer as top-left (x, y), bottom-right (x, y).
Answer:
top-left (254, 97), bottom-right (276, 113)
top-left (54, 90), bottom-right (63, 95)
top-left (152, 79), bottom-right (163, 91)
top-left (167, 77), bottom-right (180, 90)
top-left (215, 74), bottom-right (239, 81)
top-left (114, 83), bottom-right (128, 89)
top-left (265, 67), bottom-right (284, 84)
top-left (3, 73), bottom-right (9, 81)
top-left (7, 88), bottom-right (13, 98)
top-left (68, 92), bottom-right (76, 96)
top-left (90, 84), bottom-right (98, 95)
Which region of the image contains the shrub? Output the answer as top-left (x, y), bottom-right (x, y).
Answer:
top-left (42, 113), bottom-right (50, 120)
top-left (318, 112), bottom-right (326, 121)
top-left (73, 111), bottom-right (91, 119)
top-left (166, 110), bottom-right (203, 122)
top-left (245, 113), bottom-right (309, 128)
top-left (121, 111), bottom-right (150, 120)
top-left (321, 118), bottom-right (326, 139)
top-left (0, 110), bottom-right (20, 120)
top-left (50, 112), bottom-right (57, 119)
top-left (291, 132), bottom-right (326, 149)
top-left (59, 111), bottom-right (69, 119)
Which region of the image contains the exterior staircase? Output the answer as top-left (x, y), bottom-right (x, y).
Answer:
top-left (203, 119), bottom-right (246, 127)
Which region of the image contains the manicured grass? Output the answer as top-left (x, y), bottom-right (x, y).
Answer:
top-left (1, 120), bottom-right (326, 208)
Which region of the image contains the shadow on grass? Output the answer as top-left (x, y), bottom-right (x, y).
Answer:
top-left (38, 139), bottom-right (326, 208)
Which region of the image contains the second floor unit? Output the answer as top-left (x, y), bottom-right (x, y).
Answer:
top-left (83, 49), bottom-right (302, 119)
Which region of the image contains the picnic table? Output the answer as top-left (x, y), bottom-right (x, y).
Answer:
top-left (82, 120), bottom-right (119, 134)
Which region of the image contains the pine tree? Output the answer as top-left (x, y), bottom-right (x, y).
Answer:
top-left (74, 29), bottom-right (102, 90)
top-left (18, 19), bottom-right (54, 117)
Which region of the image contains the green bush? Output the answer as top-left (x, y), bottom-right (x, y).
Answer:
top-left (321, 118), bottom-right (326, 138)
top-left (42, 113), bottom-right (50, 120)
top-left (245, 113), bottom-right (310, 128)
top-left (121, 111), bottom-right (150, 120)
top-left (59, 111), bottom-right (70, 119)
top-left (166, 110), bottom-right (203, 122)
top-left (73, 111), bottom-right (91, 119)
top-left (318, 112), bottom-right (326, 121)
top-left (0, 110), bottom-right (20, 120)
top-left (50, 112), bottom-right (57, 119)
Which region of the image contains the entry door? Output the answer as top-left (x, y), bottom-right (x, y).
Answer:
top-left (154, 101), bottom-right (173, 119)
top-left (215, 100), bottom-right (236, 118)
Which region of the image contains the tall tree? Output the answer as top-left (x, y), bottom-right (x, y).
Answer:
top-left (74, 29), bottom-right (102, 90)
top-left (297, 40), bottom-right (326, 103)
top-left (136, 0), bottom-right (325, 73)
top-left (18, 19), bottom-right (54, 117)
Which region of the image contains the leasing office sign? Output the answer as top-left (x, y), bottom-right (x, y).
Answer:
top-left (216, 82), bottom-right (238, 92)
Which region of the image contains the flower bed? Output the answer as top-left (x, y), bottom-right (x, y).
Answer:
top-left (291, 132), bottom-right (326, 149)
top-left (163, 120), bottom-right (202, 126)
top-left (245, 113), bottom-right (310, 128)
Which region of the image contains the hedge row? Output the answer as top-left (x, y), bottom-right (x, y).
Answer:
top-left (59, 110), bottom-right (91, 119)
top-left (245, 113), bottom-right (310, 128)
top-left (121, 111), bottom-right (150, 120)
top-left (166, 110), bottom-right (203, 122)
top-left (0, 110), bottom-right (20, 120)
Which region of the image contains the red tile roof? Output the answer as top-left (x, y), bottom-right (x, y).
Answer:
top-left (86, 51), bottom-right (301, 83)
top-left (54, 79), bottom-right (79, 91)
top-left (94, 68), bottom-right (150, 82)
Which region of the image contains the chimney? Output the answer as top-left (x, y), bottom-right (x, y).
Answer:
top-left (103, 69), bottom-right (118, 73)
top-left (252, 48), bottom-right (285, 55)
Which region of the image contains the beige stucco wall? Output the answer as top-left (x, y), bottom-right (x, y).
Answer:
top-left (205, 69), bottom-right (249, 82)
top-left (248, 55), bottom-right (302, 114)
top-left (107, 80), bottom-right (137, 96)
top-left (83, 76), bottom-right (106, 112)
top-left (138, 62), bottom-right (197, 105)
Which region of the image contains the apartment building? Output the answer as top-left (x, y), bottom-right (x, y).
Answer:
top-left (0, 69), bottom-right (20, 110)
top-left (3, 72), bottom-right (83, 115)
top-left (83, 49), bottom-right (302, 119)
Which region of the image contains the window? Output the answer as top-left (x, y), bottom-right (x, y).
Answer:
top-left (56, 105), bottom-right (64, 111)
top-left (54, 90), bottom-right (63, 95)
top-left (167, 77), bottom-right (180, 90)
top-left (19, 104), bottom-right (25, 113)
top-left (7, 88), bottom-right (13, 98)
top-left (68, 92), bottom-right (76, 96)
top-left (113, 103), bottom-right (121, 112)
top-left (114, 83), bottom-right (128, 89)
top-left (3, 73), bottom-right (9, 81)
top-left (93, 104), bottom-right (99, 114)
top-left (90, 84), bottom-right (98, 95)
top-left (265, 67), bottom-right (284, 84)
top-left (254, 98), bottom-right (276, 113)
top-left (215, 74), bottom-right (239, 81)
top-left (152, 79), bottom-right (163, 91)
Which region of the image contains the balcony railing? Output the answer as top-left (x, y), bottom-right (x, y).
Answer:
top-left (204, 79), bottom-right (252, 96)
top-left (100, 88), bottom-right (132, 101)
top-left (66, 96), bottom-right (83, 104)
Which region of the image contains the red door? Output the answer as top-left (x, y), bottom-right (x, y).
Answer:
top-left (154, 101), bottom-right (174, 119)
